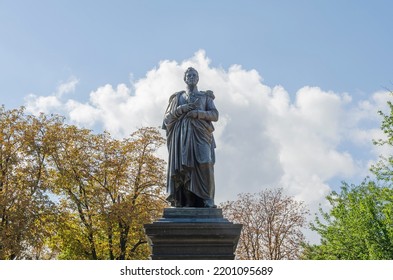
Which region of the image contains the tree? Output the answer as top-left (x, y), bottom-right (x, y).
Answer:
top-left (220, 188), bottom-right (309, 260)
top-left (303, 93), bottom-right (393, 260)
top-left (1, 106), bottom-right (167, 259)
top-left (88, 127), bottom-right (166, 260)
top-left (47, 124), bottom-right (101, 259)
top-left (303, 180), bottom-right (393, 259)
top-left (371, 94), bottom-right (393, 182)
top-left (47, 125), bottom-right (166, 260)
top-left (0, 107), bottom-right (59, 259)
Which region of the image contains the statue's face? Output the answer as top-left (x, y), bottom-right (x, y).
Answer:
top-left (184, 69), bottom-right (199, 86)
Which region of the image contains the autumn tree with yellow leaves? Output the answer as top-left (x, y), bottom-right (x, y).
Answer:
top-left (0, 106), bottom-right (167, 259)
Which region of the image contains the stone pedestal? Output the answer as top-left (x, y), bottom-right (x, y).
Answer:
top-left (144, 208), bottom-right (242, 260)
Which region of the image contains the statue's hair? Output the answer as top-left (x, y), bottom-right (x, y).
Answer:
top-left (184, 67), bottom-right (199, 81)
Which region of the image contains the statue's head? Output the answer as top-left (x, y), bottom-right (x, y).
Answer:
top-left (184, 67), bottom-right (199, 86)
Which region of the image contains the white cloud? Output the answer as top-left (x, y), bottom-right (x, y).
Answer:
top-left (25, 76), bottom-right (79, 115)
top-left (56, 76), bottom-right (79, 97)
top-left (24, 50), bottom-right (391, 243)
top-left (25, 94), bottom-right (62, 114)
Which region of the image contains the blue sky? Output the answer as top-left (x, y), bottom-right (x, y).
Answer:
top-left (1, 0), bottom-right (393, 242)
top-left (2, 0), bottom-right (392, 107)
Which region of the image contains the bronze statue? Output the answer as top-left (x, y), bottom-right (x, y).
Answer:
top-left (163, 67), bottom-right (218, 208)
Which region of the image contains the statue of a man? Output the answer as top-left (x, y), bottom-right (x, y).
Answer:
top-left (163, 67), bottom-right (218, 208)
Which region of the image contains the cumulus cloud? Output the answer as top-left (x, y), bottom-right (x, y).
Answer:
top-left (25, 76), bottom-right (79, 115)
top-left (24, 50), bottom-right (390, 243)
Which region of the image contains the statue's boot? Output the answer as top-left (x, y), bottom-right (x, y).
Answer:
top-left (203, 198), bottom-right (217, 208)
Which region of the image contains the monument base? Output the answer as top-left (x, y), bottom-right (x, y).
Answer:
top-left (144, 208), bottom-right (242, 260)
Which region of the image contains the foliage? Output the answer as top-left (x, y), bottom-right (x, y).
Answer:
top-left (220, 188), bottom-right (309, 260)
top-left (304, 94), bottom-right (393, 260)
top-left (303, 180), bottom-right (393, 259)
top-left (48, 126), bottom-right (166, 260)
top-left (0, 106), bottom-right (167, 259)
top-left (0, 107), bottom-right (60, 259)
top-left (371, 98), bottom-right (393, 181)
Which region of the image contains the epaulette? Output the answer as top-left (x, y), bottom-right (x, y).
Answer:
top-left (201, 90), bottom-right (215, 99)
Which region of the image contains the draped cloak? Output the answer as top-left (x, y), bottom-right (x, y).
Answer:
top-left (162, 90), bottom-right (218, 206)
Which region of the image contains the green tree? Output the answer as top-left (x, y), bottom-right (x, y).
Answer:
top-left (304, 94), bottom-right (393, 260)
top-left (304, 181), bottom-right (393, 259)
top-left (371, 95), bottom-right (393, 182)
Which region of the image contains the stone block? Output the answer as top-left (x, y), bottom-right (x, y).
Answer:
top-left (144, 208), bottom-right (242, 260)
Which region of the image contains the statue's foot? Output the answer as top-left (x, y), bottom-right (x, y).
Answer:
top-left (203, 199), bottom-right (217, 208)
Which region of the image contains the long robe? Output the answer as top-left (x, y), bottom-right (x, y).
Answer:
top-left (162, 90), bottom-right (218, 206)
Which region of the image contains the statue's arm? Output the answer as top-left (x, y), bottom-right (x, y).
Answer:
top-left (196, 93), bottom-right (219, 122)
top-left (197, 111), bottom-right (218, 121)
top-left (163, 91), bottom-right (198, 130)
